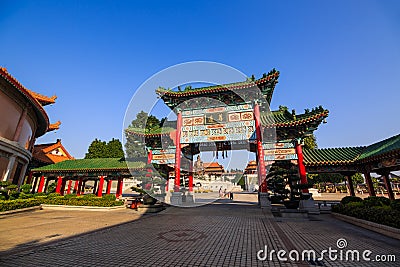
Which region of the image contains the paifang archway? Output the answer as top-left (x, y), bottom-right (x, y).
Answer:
top-left (125, 69), bottom-right (329, 206)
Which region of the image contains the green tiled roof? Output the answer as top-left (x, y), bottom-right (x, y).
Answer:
top-left (304, 147), bottom-right (365, 166)
top-left (304, 134), bottom-right (400, 166)
top-left (32, 158), bottom-right (146, 172)
top-left (261, 106), bottom-right (329, 127)
top-left (358, 134), bottom-right (400, 161)
top-left (156, 70), bottom-right (279, 97)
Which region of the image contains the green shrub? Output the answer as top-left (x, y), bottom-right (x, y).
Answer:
top-left (0, 181), bottom-right (12, 187)
top-left (102, 194), bottom-right (116, 201)
top-left (0, 199), bottom-right (42, 212)
top-left (334, 199), bottom-right (400, 229)
top-left (34, 192), bottom-right (47, 197)
top-left (82, 194), bottom-right (97, 200)
top-left (7, 184), bottom-right (18, 191)
top-left (363, 196), bottom-right (391, 207)
top-left (20, 184), bottom-right (32, 194)
top-left (47, 183), bottom-right (56, 193)
top-left (64, 193), bottom-right (77, 199)
top-left (346, 201), bottom-right (364, 208)
top-left (41, 197), bottom-right (123, 207)
top-left (18, 192), bottom-right (34, 199)
top-left (340, 196), bottom-right (363, 205)
top-left (8, 191), bottom-right (20, 200)
top-left (390, 199), bottom-right (400, 212)
top-left (47, 193), bottom-right (62, 199)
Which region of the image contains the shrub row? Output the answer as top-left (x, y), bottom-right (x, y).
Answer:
top-left (333, 196), bottom-right (400, 229)
top-left (0, 199), bottom-right (42, 212)
top-left (41, 197), bottom-right (123, 207)
top-left (0, 194), bottom-right (122, 212)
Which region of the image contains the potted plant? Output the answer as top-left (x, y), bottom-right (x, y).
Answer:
top-left (267, 162), bottom-right (309, 209)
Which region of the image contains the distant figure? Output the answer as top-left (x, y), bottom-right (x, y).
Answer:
top-left (223, 188), bottom-right (227, 198)
top-left (230, 192), bottom-right (233, 200)
top-left (219, 187), bottom-right (223, 198)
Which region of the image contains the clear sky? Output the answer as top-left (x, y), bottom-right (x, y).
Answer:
top-left (1, 0), bottom-right (399, 170)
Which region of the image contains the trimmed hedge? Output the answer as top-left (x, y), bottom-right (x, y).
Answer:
top-left (0, 194), bottom-right (123, 212)
top-left (0, 199), bottom-right (42, 212)
top-left (333, 196), bottom-right (400, 229)
top-left (41, 197), bottom-right (123, 207)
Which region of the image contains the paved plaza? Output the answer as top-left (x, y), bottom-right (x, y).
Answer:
top-left (0, 193), bottom-right (399, 266)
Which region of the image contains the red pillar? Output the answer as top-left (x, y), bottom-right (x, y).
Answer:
top-left (55, 176), bottom-right (63, 194)
top-left (37, 175), bottom-right (45, 193)
top-left (106, 180), bottom-right (112, 194)
top-left (26, 171), bottom-right (33, 184)
top-left (189, 159), bottom-right (194, 192)
top-left (295, 140), bottom-right (309, 193)
top-left (97, 176), bottom-right (105, 197)
top-left (254, 102), bottom-right (267, 192)
top-left (77, 178), bottom-right (83, 196)
top-left (60, 178), bottom-right (67, 196)
top-left (116, 178), bottom-right (123, 198)
top-left (67, 180), bottom-right (73, 194)
top-left (119, 178), bottom-right (124, 196)
top-left (364, 171), bottom-right (376, 197)
top-left (382, 173), bottom-right (395, 201)
top-left (146, 150), bottom-right (153, 179)
top-left (174, 110), bottom-right (182, 192)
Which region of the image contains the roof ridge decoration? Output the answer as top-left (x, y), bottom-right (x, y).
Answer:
top-left (48, 121), bottom-right (61, 132)
top-left (0, 67), bottom-right (51, 136)
top-left (26, 89), bottom-right (57, 105)
top-left (0, 67), bottom-right (56, 106)
top-left (156, 69), bottom-right (280, 109)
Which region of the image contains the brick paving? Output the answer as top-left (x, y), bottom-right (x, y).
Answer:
top-left (0, 193), bottom-right (399, 266)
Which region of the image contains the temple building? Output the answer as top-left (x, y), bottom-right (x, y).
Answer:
top-left (0, 67), bottom-right (59, 185)
top-left (30, 139), bottom-right (74, 170)
top-left (29, 68), bottom-right (400, 202)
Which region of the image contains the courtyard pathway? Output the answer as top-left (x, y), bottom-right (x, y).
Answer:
top-left (0, 194), bottom-right (398, 266)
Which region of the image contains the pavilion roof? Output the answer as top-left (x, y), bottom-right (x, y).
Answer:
top-left (156, 69), bottom-right (280, 109)
top-left (303, 134), bottom-right (400, 168)
top-left (32, 158), bottom-right (146, 173)
top-left (260, 106), bottom-right (329, 128)
top-left (303, 147), bottom-right (365, 166)
top-left (357, 134), bottom-right (400, 163)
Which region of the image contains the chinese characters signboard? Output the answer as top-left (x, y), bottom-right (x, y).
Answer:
top-left (151, 148), bottom-right (176, 164)
top-left (180, 104), bottom-right (255, 143)
top-left (263, 142), bottom-right (298, 161)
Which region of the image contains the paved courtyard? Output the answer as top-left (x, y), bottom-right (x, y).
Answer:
top-left (0, 193), bottom-right (399, 266)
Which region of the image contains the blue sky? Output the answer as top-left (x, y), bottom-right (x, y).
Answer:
top-left (1, 0), bottom-right (399, 169)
